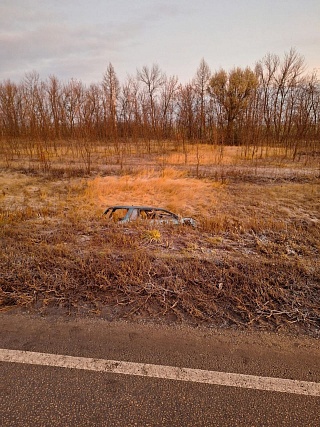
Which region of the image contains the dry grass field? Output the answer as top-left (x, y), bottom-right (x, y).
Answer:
top-left (0, 141), bottom-right (319, 336)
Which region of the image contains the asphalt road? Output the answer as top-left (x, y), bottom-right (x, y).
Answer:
top-left (1, 312), bottom-right (319, 426)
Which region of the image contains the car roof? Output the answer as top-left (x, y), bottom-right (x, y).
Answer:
top-left (105, 205), bottom-right (175, 214)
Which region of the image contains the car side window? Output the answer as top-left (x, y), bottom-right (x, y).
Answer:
top-left (113, 208), bottom-right (128, 221)
top-left (140, 210), bottom-right (147, 219)
top-left (157, 211), bottom-right (172, 219)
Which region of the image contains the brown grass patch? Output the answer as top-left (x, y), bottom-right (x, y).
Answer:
top-left (0, 143), bottom-right (319, 335)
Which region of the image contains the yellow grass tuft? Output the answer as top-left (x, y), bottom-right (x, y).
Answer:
top-left (142, 229), bottom-right (161, 242)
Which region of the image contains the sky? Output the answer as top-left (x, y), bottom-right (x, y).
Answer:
top-left (1, 0), bottom-right (319, 85)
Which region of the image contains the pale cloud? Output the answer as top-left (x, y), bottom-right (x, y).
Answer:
top-left (0, 0), bottom-right (61, 30)
top-left (0, 0), bottom-right (188, 82)
top-left (0, 1), bottom-right (143, 82)
top-left (0, 0), bottom-right (319, 84)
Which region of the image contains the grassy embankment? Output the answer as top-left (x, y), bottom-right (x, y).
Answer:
top-left (0, 141), bottom-right (319, 335)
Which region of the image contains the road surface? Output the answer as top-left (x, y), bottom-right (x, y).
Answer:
top-left (0, 312), bottom-right (319, 426)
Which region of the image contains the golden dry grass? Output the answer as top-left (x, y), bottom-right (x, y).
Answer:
top-left (159, 144), bottom-right (241, 166)
top-left (85, 171), bottom-right (222, 217)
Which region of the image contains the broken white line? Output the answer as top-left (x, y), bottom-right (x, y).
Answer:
top-left (1, 348), bottom-right (319, 396)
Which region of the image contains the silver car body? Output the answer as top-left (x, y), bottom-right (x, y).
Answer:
top-left (104, 205), bottom-right (196, 226)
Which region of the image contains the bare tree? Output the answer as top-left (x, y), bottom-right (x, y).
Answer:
top-left (47, 75), bottom-right (63, 142)
top-left (61, 79), bottom-right (84, 139)
top-left (159, 74), bottom-right (178, 138)
top-left (256, 49), bottom-right (308, 156)
top-left (193, 59), bottom-right (211, 140)
top-left (102, 63), bottom-right (120, 140)
top-left (137, 64), bottom-right (165, 139)
top-left (273, 48), bottom-right (306, 146)
top-left (119, 76), bottom-right (142, 142)
top-left (255, 53), bottom-right (280, 145)
top-left (0, 80), bottom-right (22, 139)
top-left (81, 83), bottom-right (103, 139)
top-left (176, 83), bottom-right (198, 162)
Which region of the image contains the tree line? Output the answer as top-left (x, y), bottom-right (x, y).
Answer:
top-left (0, 49), bottom-right (319, 157)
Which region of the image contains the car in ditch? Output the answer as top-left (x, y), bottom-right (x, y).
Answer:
top-left (104, 205), bottom-right (196, 227)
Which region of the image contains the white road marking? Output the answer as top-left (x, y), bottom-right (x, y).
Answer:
top-left (1, 348), bottom-right (319, 396)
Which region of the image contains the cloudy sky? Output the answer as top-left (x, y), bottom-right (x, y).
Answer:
top-left (1, 0), bottom-right (319, 85)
